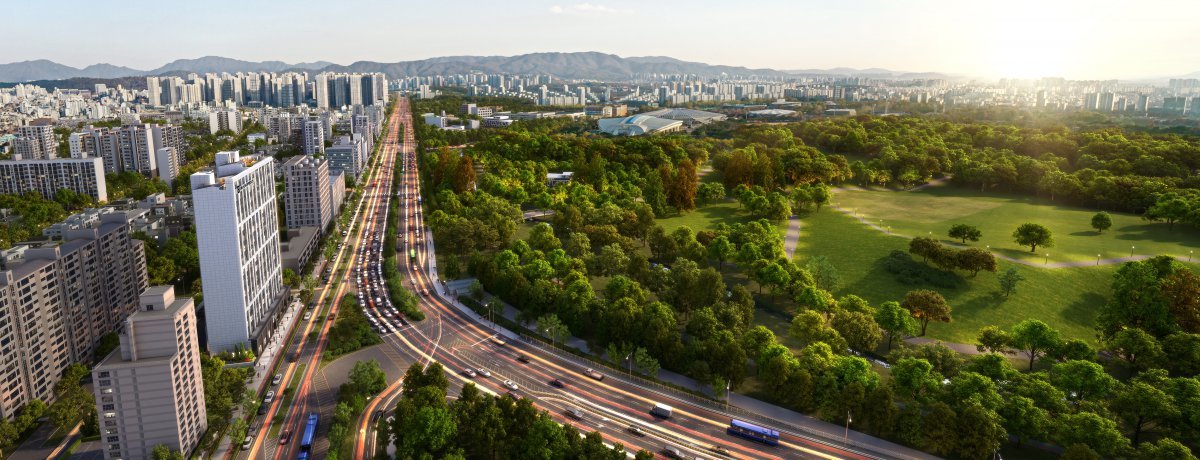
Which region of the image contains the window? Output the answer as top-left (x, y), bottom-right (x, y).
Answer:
top-left (102, 404), bottom-right (114, 411)
top-left (106, 436), bottom-right (119, 442)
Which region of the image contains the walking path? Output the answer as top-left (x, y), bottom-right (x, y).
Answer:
top-left (783, 214), bottom-right (802, 259)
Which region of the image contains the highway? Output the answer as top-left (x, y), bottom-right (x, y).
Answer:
top-left (244, 95), bottom-right (926, 460)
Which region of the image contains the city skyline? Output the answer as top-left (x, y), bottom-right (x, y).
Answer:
top-left (11, 0), bottom-right (1200, 80)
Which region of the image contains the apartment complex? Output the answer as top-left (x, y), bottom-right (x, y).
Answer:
top-left (314, 72), bottom-right (388, 109)
top-left (281, 155), bottom-right (334, 231)
top-left (326, 134), bottom-right (370, 179)
top-left (93, 285), bottom-right (206, 460)
top-left (12, 123), bottom-right (58, 160)
top-left (68, 124), bottom-right (184, 179)
top-left (208, 110), bottom-right (243, 134)
top-left (0, 157), bottom-right (107, 201)
top-left (0, 212), bottom-right (148, 419)
top-left (301, 119), bottom-right (324, 155)
top-left (190, 151), bottom-right (284, 352)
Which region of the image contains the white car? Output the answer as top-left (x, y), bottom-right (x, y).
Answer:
top-left (272, 373), bottom-right (283, 386)
top-left (263, 390), bottom-right (275, 404)
top-left (463, 369), bottom-right (477, 378)
top-left (502, 380), bottom-right (518, 391)
top-left (476, 368), bottom-right (491, 378)
top-left (241, 435), bottom-right (254, 450)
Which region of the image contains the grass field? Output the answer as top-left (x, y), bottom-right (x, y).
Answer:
top-left (834, 185), bottom-right (1200, 265)
top-left (792, 209), bottom-right (1112, 343)
top-left (657, 200), bottom-right (787, 236)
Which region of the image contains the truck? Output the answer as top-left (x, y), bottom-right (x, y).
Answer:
top-left (650, 402), bottom-right (673, 419)
top-left (583, 368), bottom-right (604, 381)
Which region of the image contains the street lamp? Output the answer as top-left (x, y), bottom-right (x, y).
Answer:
top-left (844, 411), bottom-right (852, 445)
top-left (1131, 246), bottom-right (1136, 257)
top-left (1044, 253), bottom-right (1049, 265)
top-left (1190, 250), bottom-right (1194, 262)
top-left (1097, 254), bottom-right (1101, 266)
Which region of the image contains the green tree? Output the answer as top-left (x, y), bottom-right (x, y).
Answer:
top-left (1107, 327), bottom-right (1163, 374)
top-left (537, 313), bottom-right (570, 346)
top-left (1012, 223), bottom-right (1054, 252)
top-left (348, 360), bottom-right (388, 396)
top-left (805, 255), bottom-right (842, 292)
top-left (921, 402), bottom-right (959, 457)
top-left (1057, 411), bottom-right (1130, 458)
top-left (998, 267), bottom-right (1025, 298)
top-left (890, 357), bottom-right (941, 403)
top-left (632, 347), bottom-right (660, 377)
top-left (998, 395), bottom-right (1049, 446)
top-left (706, 235), bottom-right (735, 272)
top-left (955, 247), bottom-right (997, 277)
top-left (954, 403), bottom-right (1006, 460)
top-left (1136, 438), bottom-right (1198, 460)
top-left (1010, 319), bottom-right (1062, 371)
top-left (1161, 332), bottom-right (1200, 377)
top-left (1091, 211), bottom-right (1113, 233)
top-left (1145, 192), bottom-right (1191, 230)
top-left (1050, 360), bottom-right (1117, 401)
top-left (975, 325), bottom-right (1012, 354)
top-left (948, 224), bottom-right (982, 244)
top-left (1111, 381), bottom-right (1178, 445)
top-left (1060, 444), bottom-right (1101, 460)
top-left (901, 289), bottom-right (952, 336)
top-left (875, 301), bottom-right (917, 351)
top-left (151, 444), bottom-right (185, 460)
top-left (831, 310), bottom-right (882, 352)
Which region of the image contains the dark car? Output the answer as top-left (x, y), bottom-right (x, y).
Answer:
top-left (516, 354), bottom-right (530, 364)
top-left (550, 378), bottom-right (565, 388)
top-left (257, 403), bottom-right (269, 415)
top-left (278, 430), bottom-right (291, 445)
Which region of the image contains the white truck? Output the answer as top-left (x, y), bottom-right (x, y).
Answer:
top-left (650, 402), bottom-right (673, 419)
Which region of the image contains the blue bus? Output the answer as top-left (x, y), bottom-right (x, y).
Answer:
top-left (299, 413), bottom-right (319, 454)
top-left (727, 419), bottom-right (780, 446)
top-left (296, 453), bottom-right (308, 460)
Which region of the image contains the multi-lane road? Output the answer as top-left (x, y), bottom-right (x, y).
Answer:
top-left (242, 95), bottom-right (929, 460)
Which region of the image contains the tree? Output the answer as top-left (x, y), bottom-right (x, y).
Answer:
top-left (1012, 223), bottom-right (1054, 252)
top-left (1049, 360), bottom-right (1116, 401)
top-left (1055, 338), bottom-right (1096, 362)
top-left (151, 444), bottom-right (185, 460)
top-left (1091, 212), bottom-right (1113, 233)
top-left (831, 310), bottom-right (882, 352)
top-left (948, 224), bottom-right (982, 244)
top-left (908, 236), bottom-right (941, 263)
top-left (976, 326), bottom-right (1012, 354)
top-left (1137, 438), bottom-right (1198, 460)
top-left (537, 313), bottom-right (570, 346)
top-left (1161, 332), bottom-right (1200, 377)
top-left (1060, 444), bottom-right (1101, 460)
top-left (347, 360), bottom-right (388, 396)
top-left (706, 235), bottom-right (735, 272)
top-left (805, 255), bottom-right (842, 292)
top-left (594, 244), bottom-right (629, 277)
top-left (696, 182), bottom-right (726, 206)
top-left (955, 403), bottom-right (1006, 460)
top-left (788, 310), bottom-right (846, 351)
top-left (1111, 381), bottom-right (1178, 445)
top-left (901, 289), bottom-right (951, 336)
top-left (890, 358), bottom-right (941, 403)
top-left (875, 301), bottom-right (917, 351)
top-left (632, 347), bottom-right (660, 377)
top-left (1162, 268), bottom-right (1200, 334)
top-left (1056, 411), bottom-right (1131, 458)
top-left (1146, 192), bottom-right (1190, 230)
top-left (998, 267), bottom-right (1025, 298)
top-left (1010, 319), bottom-right (1062, 371)
top-left (921, 402), bottom-right (959, 457)
top-left (955, 247), bottom-right (997, 277)
top-left (998, 395), bottom-right (1049, 446)
top-left (1107, 327), bottom-right (1163, 374)
top-left (527, 223), bottom-right (561, 253)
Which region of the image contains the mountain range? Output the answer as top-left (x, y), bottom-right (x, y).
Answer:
top-left (0, 52), bottom-right (923, 83)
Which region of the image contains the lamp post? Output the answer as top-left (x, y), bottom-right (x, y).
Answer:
top-left (1131, 246), bottom-right (1136, 257)
top-left (1097, 254), bottom-right (1101, 266)
top-left (844, 411), bottom-right (852, 445)
top-left (1190, 250), bottom-right (1194, 262)
top-left (1044, 253), bottom-right (1049, 265)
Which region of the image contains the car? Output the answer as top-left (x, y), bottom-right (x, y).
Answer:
top-left (502, 380), bottom-right (519, 391)
top-left (627, 424), bottom-right (646, 437)
top-left (550, 378), bottom-right (565, 388)
top-left (241, 436), bottom-right (254, 450)
top-left (272, 373), bottom-right (283, 386)
top-left (302, 312), bottom-right (311, 320)
top-left (257, 403), bottom-right (269, 415)
top-left (565, 407), bottom-right (585, 420)
top-left (584, 368), bottom-right (604, 381)
top-left (278, 430), bottom-right (291, 445)
top-left (662, 446), bottom-right (686, 459)
top-left (476, 368), bottom-right (491, 378)
top-left (709, 445), bottom-right (731, 456)
top-left (516, 355), bottom-right (530, 364)
top-left (264, 390), bottom-right (275, 404)
top-left (463, 369), bottom-right (477, 378)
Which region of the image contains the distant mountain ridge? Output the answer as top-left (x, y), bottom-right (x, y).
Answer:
top-left (0, 52), bottom-right (792, 83)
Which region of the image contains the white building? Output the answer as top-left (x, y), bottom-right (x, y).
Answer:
top-left (190, 151), bottom-right (284, 352)
top-left (0, 157), bottom-right (108, 201)
top-left (281, 155), bottom-right (333, 232)
top-left (208, 110), bottom-right (242, 135)
top-left (93, 285), bottom-right (206, 460)
top-left (13, 123), bottom-right (58, 160)
top-left (302, 120), bottom-right (324, 155)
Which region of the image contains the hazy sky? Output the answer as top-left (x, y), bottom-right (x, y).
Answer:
top-left (8, 0), bottom-right (1198, 79)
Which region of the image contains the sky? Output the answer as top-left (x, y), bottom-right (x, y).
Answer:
top-left (7, 0), bottom-right (1199, 80)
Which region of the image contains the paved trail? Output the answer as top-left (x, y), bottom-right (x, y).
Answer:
top-left (783, 215), bottom-right (802, 259)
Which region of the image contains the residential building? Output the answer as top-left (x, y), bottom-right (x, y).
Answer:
top-left (281, 155), bottom-right (333, 231)
top-left (13, 122), bottom-right (58, 160)
top-left (325, 135), bottom-right (367, 179)
top-left (208, 110), bottom-right (242, 135)
top-left (190, 151), bottom-right (284, 352)
top-left (0, 157), bottom-right (107, 201)
top-left (0, 211), bottom-right (147, 419)
top-left (93, 285), bottom-right (206, 460)
top-left (302, 120), bottom-right (324, 155)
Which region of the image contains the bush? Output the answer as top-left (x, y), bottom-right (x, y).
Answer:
top-left (882, 250), bottom-right (961, 288)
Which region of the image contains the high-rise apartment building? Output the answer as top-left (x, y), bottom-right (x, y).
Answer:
top-left (208, 110), bottom-right (243, 135)
top-left (0, 212), bottom-right (147, 419)
top-left (190, 151), bottom-right (284, 352)
top-left (326, 134), bottom-right (367, 179)
top-left (314, 72), bottom-right (388, 108)
top-left (146, 77), bottom-right (162, 107)
top-left (93, 285), bottom-right (206, 460)
top-left (0, 157), bottom-right (107, 201)
top-left (13, 123), bottom-right (59, 160)
top-left (302, 119), bottom-right (325, 155)
top-left (281, 155), bottom-right (333, 232)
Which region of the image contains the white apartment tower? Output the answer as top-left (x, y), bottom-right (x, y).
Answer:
top-left (14, 123), bottom-right (59, 160)
top-left (281, 155), bottom-right (333, 231)
top-left (302, 119), bottom-right (325, 155)
top-left (93, 285), bottom-right (206, 460)
top-left (190, 151), bottom-right (284, 352)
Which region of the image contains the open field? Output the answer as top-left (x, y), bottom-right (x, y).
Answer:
top-left (792, 209), bottom-right (1112, 344)
top-left (833, 185), bottom-right (1200, 265)
top-left (657, 200), bottom-right (787, 236)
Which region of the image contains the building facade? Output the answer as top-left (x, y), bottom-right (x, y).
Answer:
top-left (0, 157), bottom-right (108, 201)
top-left (190, 151), bottom-right (284, 352)
top-left (93, 285), bottom-right (206, 460)
top-left (281, 155), bottom-right (333, 232)
top-left (13, 123), bottom-right (58, 160)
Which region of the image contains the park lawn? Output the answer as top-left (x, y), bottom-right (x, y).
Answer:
top-left (657, 200), bottom-right (786, 236)
top-left (833, 184), bottom-right (1200, 265)
top-left (792, 209), bottom-right (1112, 344)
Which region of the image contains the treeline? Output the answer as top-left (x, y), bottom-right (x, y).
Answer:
top-left (380, 362), bottom-right (651, 459)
